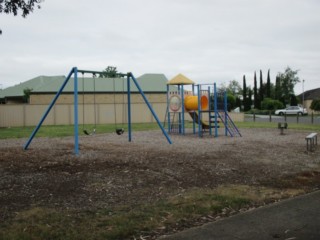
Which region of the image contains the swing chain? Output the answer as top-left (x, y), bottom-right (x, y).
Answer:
top-left (82, 73), bottom-right (97, 136)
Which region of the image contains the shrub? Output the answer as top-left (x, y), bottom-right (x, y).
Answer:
top-left (310, 99), bottom-right (320, 111)
top-left (261, 98), bottom-right (284, 111)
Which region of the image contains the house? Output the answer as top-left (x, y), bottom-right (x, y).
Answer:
top-left (0, 74), bottom-right (169, 105)
top-left (0, 73), bottom-right (174, 127)
top-left (297, 87), bottom-right (320, 113)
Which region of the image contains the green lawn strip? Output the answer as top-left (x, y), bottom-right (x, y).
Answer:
top-left (0, 186), bottom-right (305, 240)
top-left (235, 121), bottom-right (319, 131)
top-left (1, 121), bottom-right (318, 139)
top-left (0, 123), bottom-right (161, 139)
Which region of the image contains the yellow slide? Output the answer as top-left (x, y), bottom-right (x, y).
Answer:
top-left (188, 111), bottom-right (212, 130)
top-left (184, 95), bottom-right (213, 129)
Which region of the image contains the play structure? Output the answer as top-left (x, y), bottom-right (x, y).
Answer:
top-left (165, 74), bottom-right (241, 137)
top-left (24, 67), bottom-right (172, 155)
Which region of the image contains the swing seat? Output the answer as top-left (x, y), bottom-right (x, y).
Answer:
top-left (83, 129), bottom-right (96, 136)
top-left (116, 128), bottom-right (124, 135)
top-left (83, 130), bottom-right (90, 135)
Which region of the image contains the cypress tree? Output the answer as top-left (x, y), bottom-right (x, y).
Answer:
top-left (242, 75), bottom-right (247, 111)
top-left (253, 71), bottom-right (259, 109)
top-left (259, 70), bottom-right (264, 107)
top-left (248, 88), bottom-right (253, 110)
top-left (275, 75), bottom-right (281, 101)
top-left (266, 69), bottom-right (271, 98)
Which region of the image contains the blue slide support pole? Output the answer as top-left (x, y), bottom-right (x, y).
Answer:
top-left (24, 67), bottom-right (75, 150)
top-left (178, 85), bottom-right (181, 134)
top-left (197, 85), bottom-right (201, 137)
top-left (127, 74), bottom-right (132, 142)
top-left (74, 67), bottom-right (79, 155)
top-left (129, 73), bottom-right (172, 144)
top-left (214, 83), bottom-right (218, 137)
top-left (208, 86), bottom-right (212, 136)
top-left (192, 84), bottom-right (195, 134)
top-left (181, 85), bottom-right (185, 135)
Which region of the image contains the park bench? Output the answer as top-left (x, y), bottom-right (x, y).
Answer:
top-left (278, 122), bottom-right (288, 135)
top-left (305, 133), bottom-right (318, 152)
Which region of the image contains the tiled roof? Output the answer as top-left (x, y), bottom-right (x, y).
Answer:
top-left (297, 88), bottom-right (320, 100)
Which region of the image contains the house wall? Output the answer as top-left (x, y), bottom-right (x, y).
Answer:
top-left (29, 93), bottom-right (167, 104)
top-left (0, 103), bottom-right (167, 127)
top-left (1, 91), bottom-right (244, 127)
top-left (304, 100), bottom-right (313, 114)
top-left (0, 103), bottom-right (244, 128)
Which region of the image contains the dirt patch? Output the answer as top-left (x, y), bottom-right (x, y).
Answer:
top-left (0, 128), bottom-right (319, 237)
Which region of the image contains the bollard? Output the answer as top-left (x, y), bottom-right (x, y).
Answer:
top-left (269, 111), bottom-right (272, 122)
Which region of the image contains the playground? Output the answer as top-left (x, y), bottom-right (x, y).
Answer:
top-left (1, 68), bottom-right (319, 238)
top-left (0, 127), bottom-right (319, 238)
top-left (0, 68), bottom-right (320, 239)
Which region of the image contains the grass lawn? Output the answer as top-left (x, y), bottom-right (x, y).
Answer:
top-left (0, 123), bottom-right (161, 139)
top-left (0, 121), bottom-right (318, 139)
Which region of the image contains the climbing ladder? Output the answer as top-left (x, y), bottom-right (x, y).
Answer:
top-left (217, 111), bottom-right (242, 137)
top-left (169, 112), bottom-right (181, 133)
top-left (164, 108), bottom-right (181, 133)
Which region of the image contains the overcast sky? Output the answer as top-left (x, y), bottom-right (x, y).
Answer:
top-left (1, 0), bottom-right (320, 94)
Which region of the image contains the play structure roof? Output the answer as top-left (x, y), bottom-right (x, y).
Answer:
top-left (167, 73), bottom-right (195, 85)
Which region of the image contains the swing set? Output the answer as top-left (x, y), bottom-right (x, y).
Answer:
top-left (24, 67), bottom-right (172, 155)
top-left (80, 72), bottom-right (126, 136)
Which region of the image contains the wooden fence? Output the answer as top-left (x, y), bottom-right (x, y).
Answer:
top-left (0, 104), bottom-right (244, 127)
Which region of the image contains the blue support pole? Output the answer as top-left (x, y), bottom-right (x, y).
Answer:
top-left (166, 85), bottom-right (170, 133)
top-left (214, 83), bottom-right (218, 137)
top-left (192, 84), bottom-right (195, 134)
top-left (129, 73), bottom-right (172, 144)
top-left (178, 85), bottom-right (181, 134)
top-left (74, 68), bottom-right (79, 155)
top-left (208, 86), bottom-right (212, 136)
top-left (181, 85), bottom-right (185, 135)
top-left (197, 85), bottom-right (201, 137)
top-left (24, 67), bottom-right (75, 150)
top-left (127, 74), bottom-right (132, 142)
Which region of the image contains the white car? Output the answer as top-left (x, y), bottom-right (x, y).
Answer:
top-left (275, 106), bottom-right (308, 116)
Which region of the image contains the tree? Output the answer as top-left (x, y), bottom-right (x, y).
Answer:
top-left (290, 94), bottom-right (298, 106)
top-left (23, 87), bottom-right (33, 103)
top-left (275, 75), bottom-right (281, 100)
top-left (261, 98), bottom-right (284, 111)
top-left (310, 99), bottom-right (320, 112)
top-left (277, 67), bottom-right (300, 106)
top-left (242, 75), bottom-right (251, 111)
top-left (248, 88), bottom-right (253, 109)
top-left (259, 70), bottom-right (264, 105)
top-left (253, 71), bottom-right (259, 109)
top-left (227, 94), bottom-right (236, 111)
top-left (100, 66), bottom-right (118, 78)
top-left (266, 69), bottom-right (271, 98)
top-left (235, 96), bottom-right (241, 109)
top-left (226, 80), bottom-right (242, 96)
top-left (0, 0), bottom-right (44, 34)
top-left (242, 75), bottom-right (247, 111)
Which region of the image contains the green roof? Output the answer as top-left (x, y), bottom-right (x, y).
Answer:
top-left (0, 76), bottom-right (65, 98)
top-left (0, 74), bottom-right (169, 99)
